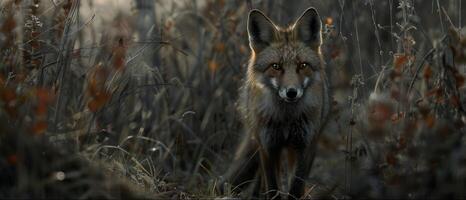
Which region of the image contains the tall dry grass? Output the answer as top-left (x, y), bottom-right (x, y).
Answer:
top-left (0, 0), bottom-right (465, 199)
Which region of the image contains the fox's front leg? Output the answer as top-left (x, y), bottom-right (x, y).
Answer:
top-left (259, 145), bottom-right (281, 200)
top-left (289, 135), bottom-right (319, 199)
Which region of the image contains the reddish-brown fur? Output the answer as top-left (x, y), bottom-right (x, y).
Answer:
top-left (221, 7), bottom-right (330, 199)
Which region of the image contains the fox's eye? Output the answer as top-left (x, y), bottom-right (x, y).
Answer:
top-left (270, 63), bottom-right (282, 70)
top-left (298, 62), bottom-right (309, 70)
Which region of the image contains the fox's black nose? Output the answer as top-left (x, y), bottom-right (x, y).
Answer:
top-left (286, 88), bottom-right (298, 99)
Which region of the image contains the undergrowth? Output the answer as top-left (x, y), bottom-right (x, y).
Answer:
top-left (0, 0), bottom-right (465, 199)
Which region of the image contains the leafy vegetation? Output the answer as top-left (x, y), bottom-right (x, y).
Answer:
top-left (0, 0), bottom-right (464, 199)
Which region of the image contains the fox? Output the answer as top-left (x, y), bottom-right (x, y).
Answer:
top-left (221, 7), bottom-right (331, 200)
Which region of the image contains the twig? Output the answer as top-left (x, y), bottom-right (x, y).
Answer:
top-left (441, 7), bottom-right (457, 29)
top-left (407, 48), bottom-right (435, 95)
top-left (53, 0), bottom-right (81, 130)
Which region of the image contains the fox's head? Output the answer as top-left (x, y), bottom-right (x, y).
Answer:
top-left (247, 8), bottom-right (323, 103)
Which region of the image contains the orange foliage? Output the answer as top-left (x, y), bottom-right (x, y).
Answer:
top-left (1, 15), bottom-right (16, 34)
top-left (208, 60), bottom-right (219, 73)
top-left (390, 112), bottom-right (404, 123)
top-left (7, 154), bottom-right (17, 165)
top-left (88, 92), bottom-right (111, 112)
top-left (424, 114), bottom-right (436, 129)
top-left (87, 65), bottom-right (111, 112)
top-left (426, 87), bottom-right (444, 104)
top-left (369, 102), bottom-right (393, 124)
top-left (112, 38), bottom-right (127, 70)
top-left (239, 44), bottom-right (248, 54)
top-left (35, 87), bottom-right (55, 116)
top-left (394, 54), bottom-right (408, 70)
top-left (325, 17), bottom-right (333, 25)
top-left (454, 73), bottom-right (465, 88)
top-left (423, 64), bottom-right (432, 81)
top-left (1, 87), bottom-right (18, 117)
top-left (214, 43), bottom-right (226, 53)
top-left (32, 120), bottom-right (47, 135)
top-left (386, 153), bottom-right (397, 166)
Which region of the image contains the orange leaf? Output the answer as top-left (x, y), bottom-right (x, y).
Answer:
top-left (325, 17), bottom-right (333, 25)
top-left (5, 103), bottom-right (18, 118)
top-left (330, 48), bottom-right (340, 59)
top-left (239, 44), bottom-right (248, 54)
top-left (87, 99), bottom-right (100, 112)
top-left (386, 153), bottom-right (397, 166)
top-left (15, 72), bottom-right (26, 83)
top-left (425, 114), bottom-right (435, 128)
top-left (0, 74), bottom-right (4, 86)
top-left (31, 31), bottom-right (40, 38)
top-left (36, 102), bottom-right (47, 115)
top-left (113, 57), bottom-right (125, 70)
top-left (36, 87), bottom-right (55, 104)
top-left (62, 1), bottom-right (72, 12)
top-left (208, 60), bottom-right (219, 73)
top-left (35, 87), bottom-right (55, 116)
top-left (426, 87), bottom-right (445, 104)
top-left (398, 137), bottom-right (407, 150)
top-left (455, 73), bottom-right (464, 88)
top-left (112, 46), bottom-right (126, 70)
top-left (214, 43), bottom-right (225, 52)
top-left (87, 65), bottom-right (109, 97)
top-left (369, 102), bottom-right (393, 123)
top-left (393, 53), bottom-right (408, 73)
top-left (164, 19), bottom-right (174, 31)
top-left (1, 88), bottom-right (16, 102)
top-left (423, 64), bottom-right (432, 81)
top-left (95, 91), bottom-right (111, 104)
top-left (87, 78), bottom-right (99, 97)
top-left (31, 59), bottom-right (41, 68)
top-left (88, 91), bottom-right (111, 112)
top-left (450, 95), bottom-right (460, 108)
top-left (1, 15), bottom-right (16, 33)
top-left (30, 40), bottom-right (40, 50)
top-left (32, 121), bottom-right (47, 135)
top-left (391, 112), bottom-right (404, 123)
top-left (7, 154), bottom-right (17, 165)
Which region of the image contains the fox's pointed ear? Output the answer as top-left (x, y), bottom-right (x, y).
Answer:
top-left (247, 9), bottom-right (277, 53)
top-left (294, 8), bottom-right (322, 49)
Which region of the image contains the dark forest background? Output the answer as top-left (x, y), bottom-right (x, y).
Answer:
top-left (0, 0), bottom-right (465, 199)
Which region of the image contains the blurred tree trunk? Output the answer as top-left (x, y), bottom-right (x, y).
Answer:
top-left (135, 0), bottom-right (161, 68)
top-left (133, 0), bottom-right (161, 139)
top-left (260, 0), bottom-right (310, 25)
top-left (278, 0), bottom-right (307, 25)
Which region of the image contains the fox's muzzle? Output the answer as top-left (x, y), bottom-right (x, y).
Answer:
top-left (279, 87), bottom-right (303, 102)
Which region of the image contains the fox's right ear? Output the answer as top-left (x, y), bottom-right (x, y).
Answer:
top-left (294, 8), bottom-right (322, 49)
top-left (247, 9), bottom-right (277, 53)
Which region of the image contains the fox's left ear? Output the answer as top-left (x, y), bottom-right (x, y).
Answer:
top-left (247, 9), bottom-right (277, 53)
top-left (294, 8), bottom-right (322, 49)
